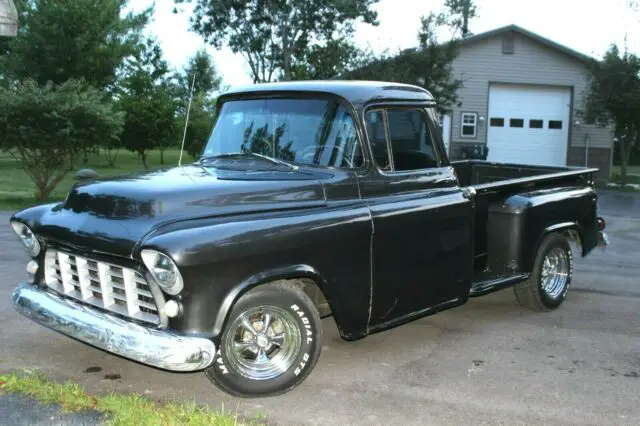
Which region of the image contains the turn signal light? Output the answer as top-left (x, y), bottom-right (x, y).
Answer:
top-left (597, 217), bottom-right (606, 231)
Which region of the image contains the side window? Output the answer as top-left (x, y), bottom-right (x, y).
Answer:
top-left (365, 110), bottom-right (391, 170)
top-left (386, 109), bottom-right (439, 171)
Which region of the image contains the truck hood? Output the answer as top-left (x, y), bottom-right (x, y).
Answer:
top-left (24, 164), bottom-right (327, 258)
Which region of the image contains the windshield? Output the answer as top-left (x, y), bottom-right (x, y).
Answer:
top-left (202, 98), bottom-right (364, 169)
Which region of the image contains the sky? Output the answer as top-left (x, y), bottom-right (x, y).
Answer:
top-left (129, 0), bottom-right (640, 88)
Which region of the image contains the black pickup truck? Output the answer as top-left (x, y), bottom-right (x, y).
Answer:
top-left (10, 81), bottom-right (608, 398)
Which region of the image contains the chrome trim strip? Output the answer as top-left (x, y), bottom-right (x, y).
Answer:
top-left (11, 283), bottom-right (215, 372)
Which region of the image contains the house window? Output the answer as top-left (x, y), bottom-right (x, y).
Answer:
top-left (529, 119), bottom-right (544, 129)
top-left (461, 113), bottom-right (477, 137)
top-left (490, 117), bottom-right (504, 127)
top-left (549, 120), bottom-right (563, 129)
top-left (510, 118), bottom-right (524, 128)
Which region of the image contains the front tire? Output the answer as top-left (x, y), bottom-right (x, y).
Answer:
top-left (205, 280), bottom-right (322, 398)
top-left (514, 232), bottom-right (573, 311)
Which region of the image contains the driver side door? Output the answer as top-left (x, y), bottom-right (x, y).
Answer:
top-left (358, 105), bottom-right (474, 330)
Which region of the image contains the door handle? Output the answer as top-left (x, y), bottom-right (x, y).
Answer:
top-left (462, 187), bottom-right (476, 199)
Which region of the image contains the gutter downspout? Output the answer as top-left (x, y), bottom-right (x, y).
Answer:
top-left (584, 133), bottom-right (590, 166)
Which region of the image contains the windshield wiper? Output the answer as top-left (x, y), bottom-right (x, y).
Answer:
top-left (199, 152), bottom-right (299, 170)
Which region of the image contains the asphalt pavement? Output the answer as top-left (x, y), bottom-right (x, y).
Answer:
top-left (0, 189), bottom-right (638, 425)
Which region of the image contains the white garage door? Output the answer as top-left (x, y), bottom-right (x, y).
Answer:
top-left (486, 84), bottom-right (570, 166)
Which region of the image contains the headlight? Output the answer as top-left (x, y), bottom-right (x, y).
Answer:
top-left (10, 221), bottom-right (41, 257)
top-left (140, 249), bottom-right (184, 295)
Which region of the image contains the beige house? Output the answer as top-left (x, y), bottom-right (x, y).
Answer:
top-left (440, 25), bottom-right (614, 179)
top-left (0, 0), bottom-right (18, 37)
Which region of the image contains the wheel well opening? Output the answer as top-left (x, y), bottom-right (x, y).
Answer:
top-left (289, 278), bottom-right (333, 319)
top-left (563, 228), bottom-right (583, 255)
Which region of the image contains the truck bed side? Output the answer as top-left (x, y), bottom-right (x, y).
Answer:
top-left (451, 160), bottom-right (600, 280)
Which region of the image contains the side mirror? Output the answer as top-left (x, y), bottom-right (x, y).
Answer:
top-left (75, 169), bottom-right (100, 181)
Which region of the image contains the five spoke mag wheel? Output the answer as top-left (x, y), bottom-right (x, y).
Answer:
top-left (514, 232), bottom-right (574, 311)
top-left (205, 280), bottom-right (322, 398)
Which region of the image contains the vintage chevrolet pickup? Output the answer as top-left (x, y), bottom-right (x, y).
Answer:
top-left (10, 81), bottom-right (609, 398)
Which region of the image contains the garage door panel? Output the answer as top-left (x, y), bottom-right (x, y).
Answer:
top-left (487, 84), bottom-right (570, 166)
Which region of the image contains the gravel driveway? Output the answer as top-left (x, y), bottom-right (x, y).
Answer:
top-left (1, 190), bottom-right (639, 425)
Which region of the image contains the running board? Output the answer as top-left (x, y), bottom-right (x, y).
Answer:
top-left (469, 273), bottom-right (530, 297)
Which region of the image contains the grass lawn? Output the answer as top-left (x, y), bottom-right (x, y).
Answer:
top-left (0, 148), bottom-right (191, 211)
top-left (1, 369), bottom-right (264, 425)
top-left (610, 165), bottom-right (640, 185)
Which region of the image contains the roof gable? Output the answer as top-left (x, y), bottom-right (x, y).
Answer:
top-left (458, 24), bottom-right (594, 65)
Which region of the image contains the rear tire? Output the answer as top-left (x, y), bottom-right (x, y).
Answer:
top-left (514, 232), bottom-right (573, 311)
top-left (204, 280), bottom-right (322, 398)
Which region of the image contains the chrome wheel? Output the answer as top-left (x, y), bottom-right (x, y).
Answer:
top-left (541, 247), bottom-right (569, 298)
top-left (223, 306), bottom-right (302, 381)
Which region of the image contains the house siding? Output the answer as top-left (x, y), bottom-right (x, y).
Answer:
top-left (448, 31), bottom-right (613, 175)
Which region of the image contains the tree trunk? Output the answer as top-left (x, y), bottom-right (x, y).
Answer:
top-left (35, 180), bottom-right (51, 203)
top-left (282, 29), bottom-right (290, 80)
top-left (160, 149), bottom-right (165, 165)
top-left (141, 151), bottom-right (148, 170)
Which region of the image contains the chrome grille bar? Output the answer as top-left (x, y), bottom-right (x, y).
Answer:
top-left (44, 249), bottom-right (160, 324)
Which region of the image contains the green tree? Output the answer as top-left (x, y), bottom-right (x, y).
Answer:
top-left (443, 0), bottom-right (478, 37)
top-left (174, 0), bottom-right (379, 82)
top-left (174, 49), bottom-right (224, 160)
top-left (1, 0), bottom-right (150, 90)
top-left (0, 79), bottom-right (124, 201)
top-left (583, 44), bottom-right (640, 184)
top-left (1, 0), bottom-right (152, 166)
top-left (289, 37), bottom-right (372, 80)
top-left (175, 49), bottom-right (223, 102)
top-left (345, 11), bottom-right (463, 115)
top-left (118, 37), bottom-right (178, 168)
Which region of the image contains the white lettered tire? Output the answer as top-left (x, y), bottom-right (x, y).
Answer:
top-left (204, 280), bottom-right (323, 397)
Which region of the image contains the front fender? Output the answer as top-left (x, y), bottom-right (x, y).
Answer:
top-left (211, 263), bottom-right (329, 336)
top-left (139, 205), bottom-right (373, 341)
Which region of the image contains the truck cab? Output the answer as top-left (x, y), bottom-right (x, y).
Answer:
top-left (10, 81), bottom-right (608, 398)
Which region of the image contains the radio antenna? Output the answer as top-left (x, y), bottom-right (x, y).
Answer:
top-left (178, 70), bottom-right (197, 167)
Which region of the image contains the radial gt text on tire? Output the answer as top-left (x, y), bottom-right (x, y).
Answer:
top-left (514, 232), bottom-right (574, 311)
top-left (204, 280), bottom-right (323, 397)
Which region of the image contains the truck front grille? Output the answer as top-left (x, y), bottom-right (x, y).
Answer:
top-left (43, 249), bottom-right (160, 325)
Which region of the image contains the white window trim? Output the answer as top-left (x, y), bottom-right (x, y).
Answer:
top-left (460, 112), bottom-right (477, 138)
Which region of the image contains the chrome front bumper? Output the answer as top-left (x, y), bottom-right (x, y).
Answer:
top-left (11, 283), bottom-right (215, 372)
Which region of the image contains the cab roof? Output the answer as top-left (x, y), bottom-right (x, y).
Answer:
top-left (218, 80), bottom-right (435, 108)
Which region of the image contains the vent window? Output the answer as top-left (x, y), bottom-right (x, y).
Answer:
top-left (502, 33), bottom-right (515, 54)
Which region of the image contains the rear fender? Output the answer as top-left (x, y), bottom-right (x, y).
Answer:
top-left (486, 186), bottom-right (598, 275)
top-left (535, 221), bottom-right (585, 256)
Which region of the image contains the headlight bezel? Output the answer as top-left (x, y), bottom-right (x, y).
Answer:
top-left (140, 249), bottom-right (184, 296)
top-left (10, 220), bottom-right (41, 257)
